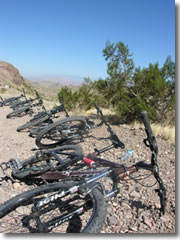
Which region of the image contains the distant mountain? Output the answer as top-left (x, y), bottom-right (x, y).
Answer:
top-left (0, 60), bottom-right (82, 100)
top-left (29, 74), bottom-right (84, 86)
top-left (0, 60), bottom-right (25, 87)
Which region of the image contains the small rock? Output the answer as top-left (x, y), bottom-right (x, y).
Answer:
top-left (125, 211), bottom-right (133, 219)
top-left (128, 226), bottom-right (138, 232)
top-left (12, 182), bottom-right (21, 189)
top-left (129, 190), bottom-right (140, 198)
top-left (112, 202), bottom-right (118, 207)
top-left (107, 216), bottom-right (118, 226)
top-left (161, 215), bottom-right (170, 222)
top-left (142, 216), bottom-right (153, 228)
top-left (120, 201), bottom-right (131, 210)
top-left (154, 201), bottom-right (161, 209)
top-left (111, 226), bottom-right (121, 233)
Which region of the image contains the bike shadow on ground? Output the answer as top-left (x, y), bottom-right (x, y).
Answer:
top-left (118, 198), bottom-right (157, 212)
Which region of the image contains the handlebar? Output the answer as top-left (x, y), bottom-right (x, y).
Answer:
top-left (22, 88), bottom-right (27, 100)
top-left (0, 96), bottom-right (4, 102)
top-left (94, 102), bottom-right (125, 149)
top-left (51, 105), bottom-right (64, 115)
top-left (141, 111), bottom-right (153, 137)
top-left (94, 102), bottom-right (104, 119)
top-left (141, 111), bottom-right (158, 154)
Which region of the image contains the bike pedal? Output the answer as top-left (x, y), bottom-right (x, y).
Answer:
top-left (9, 158), bottom-right (22, 170)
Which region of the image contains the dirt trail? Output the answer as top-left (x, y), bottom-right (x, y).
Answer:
top-left (0, 104), bottom-right (175, 233)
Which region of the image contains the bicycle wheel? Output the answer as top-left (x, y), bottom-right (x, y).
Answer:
top-left (36, 116), bottom-right (86, 149)
top-left (12, 145), bottom-right (83, 180)
top-left (0, 181), bottom-right (107, 233)
top-left (17, 115), bottom-right (50, 132)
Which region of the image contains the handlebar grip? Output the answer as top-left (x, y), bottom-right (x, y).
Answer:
top-left (112, 133), bottom-right (125, 149)
top-left (94, 103), bottom-right (104, 119)
top-left (141, 111), bottom-right (153, 137)
top-left (51, 105), bottom-right (63, 114)
top-left (94, 102), bottom-right (101, 112)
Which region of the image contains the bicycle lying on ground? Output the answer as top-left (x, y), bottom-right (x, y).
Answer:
top-left (9, 89), bottom-right (32, 110)
top-left (17, 96), bottom-right (69, 134)
top-left (35, 103), bottom-right (123, 149)
top-left (0, 90), bottom-right (26, 106)
top-left (6, 90), bottom-right (43, 119)
top-left (0, 111), bottom-right (166, 233)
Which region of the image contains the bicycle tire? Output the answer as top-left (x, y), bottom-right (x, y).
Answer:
top-left (6, 105), bottom-right (31, 118)
top-left (17, 114), bottom-right (50, 131)
top-left (0, 181), bottom-right (107, 233)
top-left (11, 145), bottom-right (83, 180)
top-left (36, 116), bottom-right (87, 149)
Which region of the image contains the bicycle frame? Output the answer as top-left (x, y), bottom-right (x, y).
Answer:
top-left (40, 149), bottom-right (166, 214)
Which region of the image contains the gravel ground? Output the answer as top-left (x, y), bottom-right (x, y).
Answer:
top-left (0, 104), bottom-right (176, 234)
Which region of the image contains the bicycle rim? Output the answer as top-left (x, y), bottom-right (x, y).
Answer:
top-left (36, 118), bottom-right (86, 149)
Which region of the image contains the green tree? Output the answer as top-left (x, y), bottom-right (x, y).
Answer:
top-left (103, 41), bottom-right (134, 86)
top-left (102, 41), bottom-right (135, 117)
top-left (131, 63), bottom-right (169, 120)
top-left (58, 87), bottom-right (79, 110)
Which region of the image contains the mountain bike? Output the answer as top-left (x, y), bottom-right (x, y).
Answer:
top-left (35, 103), bottom-right (124, 149)
top-left (6, 92), bottom-right (43, 119)
top-left (17, 96), bottom-right (69, 132)
top-left (9, 89), bottom-right (37, 110)
top-left (0, 90), bottom-right (26, 106)
top-left (0, 112), bottom-right (166, 233)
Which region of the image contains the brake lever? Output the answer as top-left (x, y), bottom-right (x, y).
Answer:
top-left (111, 133), bottom-right (125, 149)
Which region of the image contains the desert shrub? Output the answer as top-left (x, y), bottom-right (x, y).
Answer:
top-left (0, 88), bottom-right (7, 94)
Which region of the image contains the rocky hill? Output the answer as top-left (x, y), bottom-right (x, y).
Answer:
top-left (0, 60), bottom-right (25, 87)
top-left (0, 60), bottom-right (80, 101)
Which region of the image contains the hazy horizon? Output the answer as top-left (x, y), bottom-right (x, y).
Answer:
top-left (26, 73), bottom-right (85, 85)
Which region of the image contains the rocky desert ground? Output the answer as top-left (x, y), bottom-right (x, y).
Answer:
top-left (0, 102), bottom-right (176, 234)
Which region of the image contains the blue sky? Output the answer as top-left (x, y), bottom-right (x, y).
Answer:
top-left (0, 0), bottom-right (175, 83)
